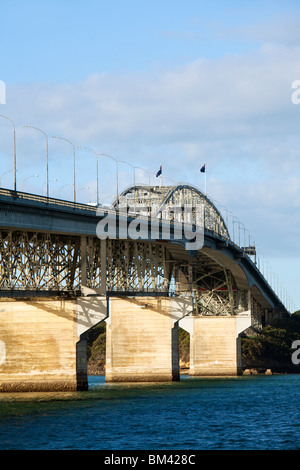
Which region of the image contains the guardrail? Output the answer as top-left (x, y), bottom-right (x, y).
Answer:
top-left (0, 187), bottom-right (99, 212)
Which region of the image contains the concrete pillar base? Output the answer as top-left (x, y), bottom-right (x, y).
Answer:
top-left (105, 296), bottom-right (191, 383)
top-left (0, 296), bottom-right (107, 393)
top-left (180, 314), bottom-right (251, 377)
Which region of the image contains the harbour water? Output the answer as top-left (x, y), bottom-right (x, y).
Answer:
top-left (0, 373), bottom-right (299, 451)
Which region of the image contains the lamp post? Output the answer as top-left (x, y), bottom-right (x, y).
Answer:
top-left (231, 216), bottom-right (241, 246)
top-left (0, 115), bottom-right (16, 191)
top-left (59, 183), bottom-right (73, 199)
top-left (134, 166), bottom-right (152, 213)
top-left (23, 125), bottom-right (48, 198)
top-left (118, 160), bottom-right (135, 187)
top-left (77, 146), bottom-right (100, 206)
top-left (42, 179), bottom-right (57, 198)
top-left (0, 169), bottom-right (14, 188)
top-left (99, 153), bottom-right (119, 205)
top-left (134, 166), bottom-right (151, 186)
top-left (118, 160), bottom-right (136, 211)
top-left (22, 174), bottom-right (39, 192)
top-left (52, 136), bottom-right (76, 202)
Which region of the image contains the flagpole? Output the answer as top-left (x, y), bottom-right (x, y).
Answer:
top-left (200, 163), bottom-right (207, 195)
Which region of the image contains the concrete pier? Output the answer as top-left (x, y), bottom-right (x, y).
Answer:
top-left (105, 296), bottom-right (192, 382)
top-left (0, 296), bottom-right (107, 392)
top-left (180, 314), bottom-right (251, 376)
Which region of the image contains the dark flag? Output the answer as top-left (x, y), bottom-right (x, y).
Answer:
top-left (200, 164), bottom-right (206, 173)
top-left (156, 165), bottom-right (162, 177)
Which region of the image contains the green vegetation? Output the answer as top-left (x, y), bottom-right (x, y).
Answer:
top-left (241, 311), bottom-right (300, 372)
top-left (86, 322), bottom-right (106, 374)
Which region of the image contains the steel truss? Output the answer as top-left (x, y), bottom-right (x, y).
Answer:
top-left (0, 229), bottom-right (263, 323)
top-left (0, 230), bottom-right (171, 295)
top-left (117, 183), bottom-right (229, 239)
top-left (106, 239), bottom-right (170, 293)
top-left (0, 231), bottom-right (81, 292)
top-left (173, 251), bottom-right (250, 316)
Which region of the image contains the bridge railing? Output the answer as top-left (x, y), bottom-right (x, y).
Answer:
top-left (0, 187), bottom-right (99, 212)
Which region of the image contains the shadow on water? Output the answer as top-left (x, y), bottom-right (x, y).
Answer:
top-left (0, 373), bottom-right (271, 412)
top-left (1, 374), bottom-right (300, 450)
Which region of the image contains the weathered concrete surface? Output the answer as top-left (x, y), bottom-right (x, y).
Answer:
top-left (105, 296), bottom-right (192, 382)
top-left (180, 314), bottom-right (251, 376)
top-left (0, 296), bottom-right (107, 392)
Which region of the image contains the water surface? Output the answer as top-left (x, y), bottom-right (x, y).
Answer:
top-left (0, 374), bottom-right (299, 450)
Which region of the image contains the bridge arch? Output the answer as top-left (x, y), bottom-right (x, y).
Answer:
top-left (115, 183), bottom-right (230, 240)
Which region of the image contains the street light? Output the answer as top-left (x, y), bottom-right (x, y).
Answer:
top-left (22, 174), bottom-right (39, 192)
top-left (0, 115), bottom-right (16, 191)
top-left (77, 146), bottom-right (100, 206)
top-left (118, 160), bottom-right (137, 211)
top-left (23, 125), bottom-right (48, 198)
top-left (0, 169), bottom-right (14, 188)
top-left (133, 166), bottom-right (152, 212)
top-left (134, 166), bottom-right (151, 186)
top-left (118, 160), bottom-right (136, 187)
top-left (98, 153), bottom-right (119, 205)
top-left (77, 186), bottom-right (89, 193)
top-left (76, 186), bottom-right (90, 203)
top-left (52, 136), bottom-right (76, 202)
top-left (42, 178), bottom-right (57, 196)
top-left (59, 183), bottom-right (73, 199)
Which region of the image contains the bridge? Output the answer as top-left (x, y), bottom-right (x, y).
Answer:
top-left (0, 183), bottom-right (288, 392)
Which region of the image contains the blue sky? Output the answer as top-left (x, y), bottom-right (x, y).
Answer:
top-left (1, 0), bottom-right (300, 310)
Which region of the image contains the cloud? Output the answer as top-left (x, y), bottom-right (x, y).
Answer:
top-left (1, 41), bottom-right (300, 264)
top-left (222, 15), bottom-right (300, 46)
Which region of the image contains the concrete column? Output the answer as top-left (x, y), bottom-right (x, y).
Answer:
top-left (105, 296), bottom-right (192, 382)
top-left (180, 313), bottom-right (251, 376)
top-left (0, 296), bottom-right (107, 392)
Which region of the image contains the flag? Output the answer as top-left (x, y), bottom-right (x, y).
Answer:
top-left (200, 164), bottom-right (206, 173)
top-left (156, 165), bottom-right (162, 177)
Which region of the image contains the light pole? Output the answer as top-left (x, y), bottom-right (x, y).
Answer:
top-left (52, 136), bottom-right (76, 202)
top-left (0, 169), bottom-right (14, 188)
top-left (99, 153), bottom-right (119, 205)
top-left (134, 166), bottom-right (152, 212)
top-left (42, 179), bottom-right (57, 198)
top-left (23, 125), bottom-right (48, 198)
top-left (118, 160), bottom-right (136, 211)
top-left (231, 216), bottom-right (241, 246)
top-left (134, 166), bottom-right (151, 186)
top-left (76, 186), bottom-right (90, 203)
top-left (0, 115), bottom-right (16, 191)
top-left (77, 146), bottom-right (100, 206)
top-left (22, 174), bottom-right (39, 192)
top-left (118, 160), bottom-right (135, 187)
top-left (59, 183), bottom-right (73, 199)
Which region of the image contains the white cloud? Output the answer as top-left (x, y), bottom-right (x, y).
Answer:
top-left (1, 41), bottom-right (300, 265)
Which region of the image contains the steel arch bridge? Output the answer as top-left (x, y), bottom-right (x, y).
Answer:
top-left (115, 183), bottom-right (229, 239)
top-left (0, 183), bottom-right (288, 332)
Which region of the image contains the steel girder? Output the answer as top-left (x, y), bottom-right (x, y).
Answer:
top-left (0, 231), bottom-right (171, 295)
top-left (0, 229), bottom-right (264, 324)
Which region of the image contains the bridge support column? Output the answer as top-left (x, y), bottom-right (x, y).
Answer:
top-left (105, 296), bottom-right (192, 382)
top-left (180, 314), bottom-right (251, 376)
top-left (0, 296), bottom-right (107, 392)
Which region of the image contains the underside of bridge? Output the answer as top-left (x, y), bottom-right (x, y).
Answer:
top-left (0, 184), bottom-right (287, 390)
